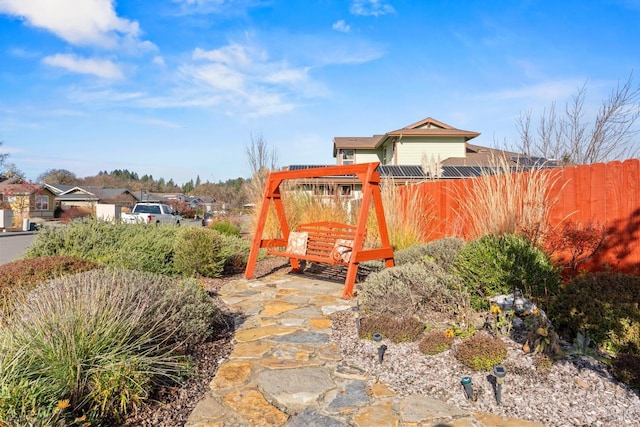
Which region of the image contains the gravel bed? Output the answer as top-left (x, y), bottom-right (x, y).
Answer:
top-left (330, 309), bottom-right (640, 427)
top-left (119, 258), bottom-right (639, 427)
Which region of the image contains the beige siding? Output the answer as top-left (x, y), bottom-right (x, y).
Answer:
top-left (395, 137), bottom-right (466, 165)
top-left (354, 149), bottom-right (383, 163)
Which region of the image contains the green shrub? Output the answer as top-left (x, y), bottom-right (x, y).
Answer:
top-left (549, 272), bottom-right (640, 356)
top-left (211, 221), bottom-right (241, 237)
top-left (421, 237), bottom-right (466, 272)
top-left (359, 261), bottom-right (460, 320)
top-left (0, 268), bottom-right (218, 425)
top-left (359, 237), bottom-right (465, 273)
top-left (418, 330), bottom-right (455, 355)
top-left (455, 332), bottom-right (508, 371)
top-left (102, 224), bottom-right (179, 275)
top-left (452, 234), bottom-right (560, 310)
top-left (26, 220), bottom-right (181, 276)
top-left (173, 227), bottom-right (226, 277)
top-left (218, 233), bottom-right (252, 273)
top-left (611, 354), bottom-right (640, 390)
top-left (358, 316), bottom-right (425, 343)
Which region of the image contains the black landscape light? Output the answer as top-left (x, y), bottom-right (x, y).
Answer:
top-left (493, 365), bottom-right (506, 405)
top-left (373, 332), bottom-right (382, 342)
top-left (461, 376), bottom-right (474, 400)
top-left (377, 344), bottom-right (387, 363)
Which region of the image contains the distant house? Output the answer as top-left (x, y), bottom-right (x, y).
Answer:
top-left (0, 177), bottom-right (57, 222)
top-left (281, 116), bottom-right (556, 200)
top-left (45, 184), bottom-right (139, 209)
top-left (332, 116), bottom-right (549, 180)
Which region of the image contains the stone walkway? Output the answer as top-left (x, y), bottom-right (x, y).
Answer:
top-left (186, 269), bottom-right (545, 427)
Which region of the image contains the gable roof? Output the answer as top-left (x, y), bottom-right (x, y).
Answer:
top-left (333, 117), bottom-right (480, 156)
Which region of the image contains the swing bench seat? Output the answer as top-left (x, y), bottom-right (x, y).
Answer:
top-left (267, 221), bottom-right (358, 267)
top-left (244, 162), bottom-right (395, 298)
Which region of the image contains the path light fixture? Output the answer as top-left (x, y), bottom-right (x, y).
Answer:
top-left (493, 365), bottom-right (506, 405)
top-left (373, 333), bottom-right (382, 342)
top-left (461, 376), bottom-right (474, 400)
top-left (377, 344), bottom-right (387, 363)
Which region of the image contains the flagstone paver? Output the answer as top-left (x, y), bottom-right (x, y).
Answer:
top-left (186, 272), bottom-right (546, 427)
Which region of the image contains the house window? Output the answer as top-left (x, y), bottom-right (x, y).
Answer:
top-left (339, 185), bottom-right (352, 196)
top-left (341, 150), bottom-right (355, 165)
top-left (312, 185), bottom-right (335, 196)
top-left (35, 195), bottom-right (49, 211)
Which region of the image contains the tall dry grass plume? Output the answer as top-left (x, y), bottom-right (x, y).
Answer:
top-left (250, 180), bottom-right (353, 239)
top-left (453, 155), bottom-right (561, 245)
top-left (367, 178), bottom-right (434, 250)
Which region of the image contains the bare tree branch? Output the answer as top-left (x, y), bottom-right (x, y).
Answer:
top-left (514, 73), bottom-right (640, 164)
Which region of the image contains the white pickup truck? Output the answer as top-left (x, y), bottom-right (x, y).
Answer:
top-left (121, 203), bottom-right (182, 225)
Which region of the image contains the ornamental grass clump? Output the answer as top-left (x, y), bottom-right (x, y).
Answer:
top-left (455, 332), bottom-right (508, 371)
top-left (0, 268), bottom-right (218, 425)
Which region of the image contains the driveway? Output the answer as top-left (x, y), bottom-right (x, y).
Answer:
top-left (0, 232), bottom-right (35, 265)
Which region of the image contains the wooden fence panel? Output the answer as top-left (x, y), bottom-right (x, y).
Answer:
top-left (589, 162), bottom-right (608, 224)
top-left (403, 159), bottom-right (640, 275)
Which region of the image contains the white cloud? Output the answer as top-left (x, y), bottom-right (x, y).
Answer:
top-left (332, 20), bottom-right (351, 33)
top-left (0, 0), bottom-right (151, 50)
top-left (42, 53), bottom-right (124, 79)
top-left (193, 44), bottom-right (252, 67)
top-left (350, 0), bottom-right (395, 17)
top-left (152, 55), bottom-right (166, 67)
top-left (488, 80), bottom-right (584, 103)
top-left (179, 40), bottom-right (316, 116)
top-left (7, 46), bottom-right (39, 59)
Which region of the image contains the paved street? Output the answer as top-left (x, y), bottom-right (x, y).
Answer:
top-left (0, 232), bottom-right (35, 265)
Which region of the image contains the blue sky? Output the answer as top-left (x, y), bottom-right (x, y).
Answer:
top-left (1, 0), bottom-right (639, 185)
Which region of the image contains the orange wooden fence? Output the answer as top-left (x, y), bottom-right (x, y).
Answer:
top-left (401, 159), bottom-right (640, 274)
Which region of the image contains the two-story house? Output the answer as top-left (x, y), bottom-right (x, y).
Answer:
top-left (282, 116), bottom-right (553, 202)
top-left (334, 117), bottom-right (480, 168)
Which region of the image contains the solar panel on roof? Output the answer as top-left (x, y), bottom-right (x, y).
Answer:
top-left (288, 165), bottom-right (331, 171)
top-left (510, 156), bottom-right (551, 167)
top-left (378, 165), bottom-right (426, 178)
top-left (440, 166), bottom-right (484, 178)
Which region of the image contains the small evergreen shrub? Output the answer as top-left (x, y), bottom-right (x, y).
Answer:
top-left (358, 315), bottom-right (425, 343)
top-left (549, 272), bottom-right (640, 356)
top-left (0, 256), bottom-right (100, 316)
top-left (452, 234), bottom-right (560, 310)
top-left (0, 268), bottom-right (218, 425)
top-left (218, 233), bottom-right (252, 273)
top-left (26, 220), bottom-right (180, 276)
top-left (418, 330), bottom-right (455, 355)
top-left (104, 224), bottom-right (178, 275)
top-left (173, 227), bottom-right (226, 277)
top-left (0, 256), bottom-right (100, 291)
top-left (455, 332), bottom-right (508, 371)
top-left (26, 220), bottom-right (247, 278)
top-left (211, 221), bottom-right (241, 237)
top-left (360, 237), bottom-right (465, 272)
top-left (611, 354), bottom-right (640, 390)
top-left (359, 261), bottom-right (458, 320)
top-left (421, 237), bottom-right (466, 272)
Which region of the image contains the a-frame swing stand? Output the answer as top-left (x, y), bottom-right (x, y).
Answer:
top-left (244, 162), bottom-right (395, 298)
